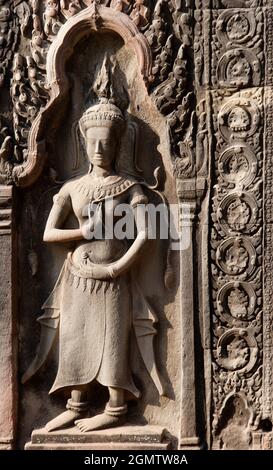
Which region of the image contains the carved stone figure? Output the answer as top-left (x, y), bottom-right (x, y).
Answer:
top-left (22, 83), bottom-right (163, 432)
top-left (228, 106), bottom-right (251, 133)
top-left (226, 197), bottom-right (250, 231)
top-left (0, 119), bottom-right (13, 182)
top-left (223, 239), bottom-right (249, 273)
top-left (0, 0), bottom-right (13, 86)
top-left (227, 287), bottom-right (249, 319)
top-left (44, 0), bottom-right (61, 37)
top-left (0, 0), bottom-right (271, 452)
top-left (225, 337), bottom-right (250, 370)
top-left (130, 0), bottom-right (149, 28)
top-left (225, 152), bottom-right (249, 182)
top-left (60, 0), bottom-right (81, 18)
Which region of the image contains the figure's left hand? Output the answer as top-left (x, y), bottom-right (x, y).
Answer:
top-left (89, 264), bottom-right (113, 281)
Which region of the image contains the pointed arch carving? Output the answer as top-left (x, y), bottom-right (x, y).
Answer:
top-left (13, 4), bottom-right (153, 187)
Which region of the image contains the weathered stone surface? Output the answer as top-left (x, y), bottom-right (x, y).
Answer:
top-left (26, 442), bottom-right (170, 450)
top-left (0, 0), bottom-right (272, 451)
top-left (0, 186), bottom-right (17, 449)
top-left (25, 425), bottom-right (170, 450)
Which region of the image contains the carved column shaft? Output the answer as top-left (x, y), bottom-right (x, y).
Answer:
top-left (177, 178), bottom-right (205, 450)
top-left (179, 200), bottom-right (198, 447)
top-left (0, 186), bottom-right (17, 449)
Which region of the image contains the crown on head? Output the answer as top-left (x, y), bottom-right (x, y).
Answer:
top-left (79, 99), bottom-right (124, 138)
top-left (79, 54), bottom-right (125, 138)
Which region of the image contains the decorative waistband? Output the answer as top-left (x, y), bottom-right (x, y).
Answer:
top-left (65, 253), bottom-right (119, 294)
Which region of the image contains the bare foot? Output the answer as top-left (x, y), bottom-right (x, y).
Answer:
top-left (46, 410), bottom-right (88, 432)
top-left (75, 413), bottom-right (126, 432)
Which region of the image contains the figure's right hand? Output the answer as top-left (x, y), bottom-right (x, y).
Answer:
top-left (89, 264), bottom-right (114, 281)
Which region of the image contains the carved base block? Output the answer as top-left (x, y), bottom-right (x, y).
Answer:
top-left (0, 442), bottom-right (13, 450)
top-left (25, 425), bottom-right (171, 450)
top-left (179, 437), bottom-right (202, 450)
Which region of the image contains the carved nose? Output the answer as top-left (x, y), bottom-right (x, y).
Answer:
top-left (95, 141), bottom-right (102, 154)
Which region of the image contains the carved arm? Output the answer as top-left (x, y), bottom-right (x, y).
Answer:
top-left (43, 192), bottom-right (83, 243)
top-left (108, 204), bottom-right (149, 278)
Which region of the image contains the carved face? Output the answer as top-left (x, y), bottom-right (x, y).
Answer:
top-left (32, 32), bottom-right (43, 47)
top-left (0, 5), bottom-right (10, 22)
top-left (46, 0), bottom-right (58, 16)
top-left (228, 107), bottom-right (250, 132)
top-left (69, 1), bottom-right (81, 11)
top-left (85, 126), bottom-right (116, 169)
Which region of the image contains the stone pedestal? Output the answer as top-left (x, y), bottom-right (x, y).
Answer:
top-left (25, 425), bottom-right (171, 450)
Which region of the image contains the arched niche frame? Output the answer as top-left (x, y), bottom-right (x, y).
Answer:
top-left (13, 4), bottom-right (153, 188)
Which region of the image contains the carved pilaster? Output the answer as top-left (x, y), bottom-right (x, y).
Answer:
top-left (207, 0), bottom-right (266, 449)
top-left (263, 3), bottom-right (273, 427)
top-left (0, 185), bottom-right (17, 449)
top-left (177, 177), bottom-right (206, 450)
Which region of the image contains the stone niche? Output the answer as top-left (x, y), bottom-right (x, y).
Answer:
top-left (17, 27), bottom-right (180, 449)
top-left (0, 0), bottom-right (273, 452)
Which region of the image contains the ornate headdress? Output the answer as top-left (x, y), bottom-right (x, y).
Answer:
top-left (79, 100), bottom-right (124, 138)
top-left (79, 55), bottom-right (125, 138)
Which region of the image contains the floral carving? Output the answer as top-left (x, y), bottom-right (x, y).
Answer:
top-left (0, 0), bottom-right (268, 451)
top-left (226, 199), bottom-right (250, 231)
top-left (218, 99), bottom-right (260, 141)
top-left (11, 52), bottom-right (48, 163)
top-left (216, 329), bottom-right (258, 374)
top-left (218, 145), bottom-right (257, 188)
top-left (0, 117), bottom-right (13, 183)
top-left (217, 192), bottom-right (259, 235)
top-left (216, 281), bottom-right (257, 325)
top-left (227, 288), bottom-right (249, 320)
top-left (60, 0), bottom-right (82, 19)
top-left (210, 39), bottom-right (264, 448)
top-left (0, 0), bottom-right (195, 185)
top-left (217, 49), bottom-right (261, 88)
top-left (0, 0), bottom-right (32, 87)
top-left (43, 0), bottom-right (62, 39)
